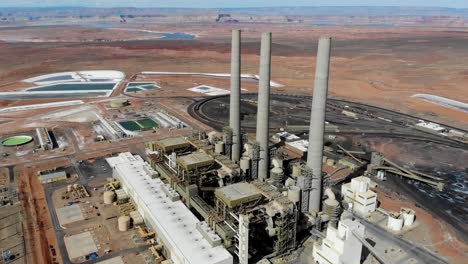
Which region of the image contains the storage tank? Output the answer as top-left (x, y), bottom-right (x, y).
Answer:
top-left (103, 191), bottom-right (116, 205)
top-left (401, 208), bottom-right (415, 226)
top-left (215, 141), bottom-right (225, 155)
top-left (287, 186), bottom-right (301, 204)
top-left (270, 167), bottom-right (284, 186)
top-left (387, 213), bottom-right (403, 231)
top-left (118, 215), bottom-right (131, 231)
top-left (240, 157), bottom-right (250, 172)
top-left (323, 198), bottom-right (340, 227)
top-left (402, 213), bottom-right (415, 226)
top-left (67, 185), bottom-right (73, 192)
top-left (326, 159), bottom-right (335, 166)
top-left (272, 158), bottom-right (283, 169)
top-left (110, 99), bottom-right (128, 108)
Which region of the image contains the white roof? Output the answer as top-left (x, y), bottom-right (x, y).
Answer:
top-left (23, 70), bottom-right (125, 84)
top-left (40, 170), bottom-right (67, 180)
top-left (416, 121), bottom-right (445, 132)
top-left (106, 153), bottom-right (232, 264)
top-left (286, 140), bottom-right (309, 152)
top-left (275, 131), bottom-right (300, 141)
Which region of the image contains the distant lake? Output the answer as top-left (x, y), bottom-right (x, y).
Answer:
top-left (27, 21), bottom-right (196, 39)
top-left (117, 28), bottom-right (196, 39)
top-left (311, 22), bottom-right (395, 27)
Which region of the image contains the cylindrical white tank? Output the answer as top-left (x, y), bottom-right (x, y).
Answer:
top-left (285, 178), bottom-right (296, 187)
top-left (118, 215), bottom-right (131, 231)
top-left (387, 215), bottom-right (403, 231)
top-left (272, 158), bottom-right (283, 169)
top-left (240, 157), bottom-right (250, 172)
top-left (323, 198), bottom-right (340, 227)
top-left (207, 131), bottom-right (218, 144)
top-left (103, 191), bottom-right (116, 205)
top-left (402, 212), bottom-right (415, 226)
top-left (326, 159), bottom-right (336, 166)
top-left (287, 186), bottom-right (301, 204)
top-left (215, 141), bottom-right (224, 154)
top-left (270, 167), bottom-right (284, 186)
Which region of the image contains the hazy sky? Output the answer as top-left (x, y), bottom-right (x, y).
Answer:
top-left (1, 0), bottom-right (468, 8)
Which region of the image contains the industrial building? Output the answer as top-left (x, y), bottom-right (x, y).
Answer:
top-left (99, 30), bottom-right (445, 264)
top-left (313, 219), bottom-right (365, 264)
top-left (36, 127), bottom-right (53, 150)
top-left (341, 176), bottom-right (377, 216)
top-left (106, 152), bottom-right (233, 264)
top-left (131, 32), bottom-right (343, 263)
top-left (38, 170), bottom-right (67, 184)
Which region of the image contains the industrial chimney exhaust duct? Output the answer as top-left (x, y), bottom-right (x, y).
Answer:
top-left (307, 37), bottom-right (332, 214)
top-left (256, 32), bottom-right (272, 181)
top-left (229, 29), bottom-right (242, 163)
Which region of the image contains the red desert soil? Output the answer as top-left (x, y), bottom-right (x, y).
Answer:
top-left (0, 24), bottom-right (466, 129)
top-left (378, 191), bottom-right (468, 264)
top-left (18, 163), bottom-right (65, 264)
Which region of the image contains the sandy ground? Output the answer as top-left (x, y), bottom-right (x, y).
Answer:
top-left (0, 24), bottom-right (466, 129)
top-left (377, 190), bottom-right (468, 264)
top-left (0, 22), bottom-right (466, 264)
top-left (18, 163), bottom-right (65, 264)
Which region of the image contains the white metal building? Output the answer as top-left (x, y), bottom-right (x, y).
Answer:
top-left (38, 170), bottom-right (67, 184)
top-left (313, 219), bottom-right (365, 264)
top-left (341, 176), bottom-right (377, 216)
top-left (106, 153), bottom-right (233, 264)
top-left (415, 121), bottom-right (446, 133)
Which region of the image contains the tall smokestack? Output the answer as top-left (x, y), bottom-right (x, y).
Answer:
top-left (256, 32), bottom-right (272, 181)
top-left (229, 29), bottom-right (241, 163)
top-left (307, 37), bottom-right (332, 214)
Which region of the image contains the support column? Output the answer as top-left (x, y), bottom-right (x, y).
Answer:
top-left (239, 214), bottom-right (250, 264)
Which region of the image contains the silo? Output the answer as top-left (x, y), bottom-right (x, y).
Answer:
top-left (323, 198), bottom-right (340, 227)
top-left (287, 186), bottom-right (301, 204)
top-left (103, 191), bottom-right (116, 205)
top-left (118, 215), bottom-right (131, 231)
top-left (110, 99), bottom-right (128, 108)
top-left (240, 157), bottom-right (251, 172)
top-left (387, 213), bottom-right (403, 231)
top-left (215, 141), bottom-right (225, 155)
top-left (270, 167), bottom-right (284, 187)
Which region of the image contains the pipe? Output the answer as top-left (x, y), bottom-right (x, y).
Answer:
top-left (230, 29), bottom-right (242, 163)
top-left (307, 37), bottom-right (332, 214)
top-left (256, 32), bottom-right (272, 181)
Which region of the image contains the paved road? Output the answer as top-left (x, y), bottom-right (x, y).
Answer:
top-left (84, 244), bottom-right (151, 264)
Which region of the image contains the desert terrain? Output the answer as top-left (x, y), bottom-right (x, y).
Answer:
top-left (0, 13), bottom-right (466, 264)
top-left (0, 23), bottom-right (467, 129)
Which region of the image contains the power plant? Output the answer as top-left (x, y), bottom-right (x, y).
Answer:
top-left (9, 26), bottom-right (458, 264)
top-left (101, 30), bottom-right (404, 263)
